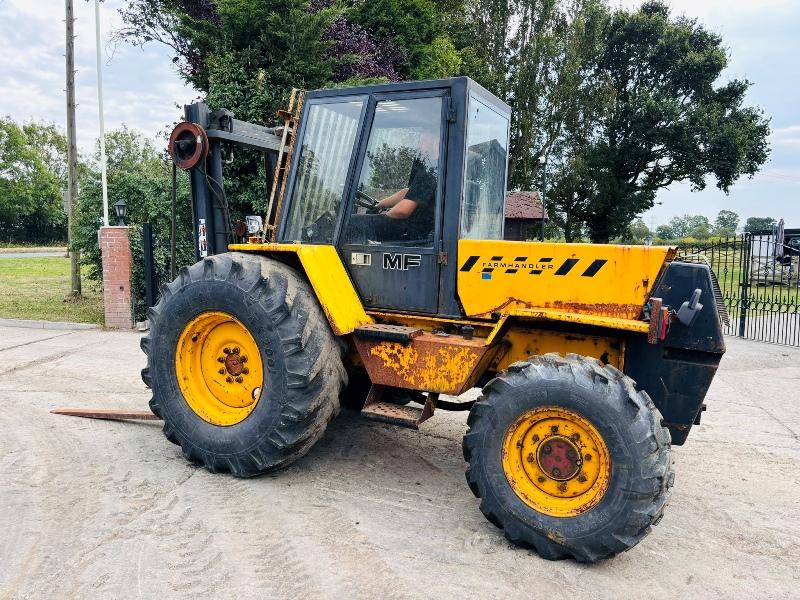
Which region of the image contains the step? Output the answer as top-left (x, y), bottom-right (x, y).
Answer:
top-left (360, 402), bottom-right (426, 429)
top-left (354, 324), bottom-right (423, 344)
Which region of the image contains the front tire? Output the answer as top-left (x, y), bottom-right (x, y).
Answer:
top-left (141, 252), bottom-right (345, 477)
top-left (463, 353), bottom-right (673, 562)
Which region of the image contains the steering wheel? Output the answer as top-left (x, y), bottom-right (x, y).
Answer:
top-left (355, 189), bottom-right (384, 214)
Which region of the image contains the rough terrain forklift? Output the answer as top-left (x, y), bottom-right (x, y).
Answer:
top-left (144, 77), bottom-right (726, 562)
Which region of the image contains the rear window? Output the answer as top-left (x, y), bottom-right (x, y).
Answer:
top-left (460, 96), bottom-right (509, 240)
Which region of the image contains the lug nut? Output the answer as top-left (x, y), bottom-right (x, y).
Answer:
top-left (542, 444), bottom-right (552, 455)
top-left (235, 376), bottom-right (243, 383)
top-left (526, 452), bottom-right (534, 463)
top-left (537, 476), bottom-right (546, 483)
top-left (242, 367), bottom-right (249, 375)
top-left (577, 474), bottom-right (587, 483)
top-left (552, 467), bottom-right (561, 477)
top-left (584, 454), bottom-right (592, 462)
top-left (226, 376), bottom-right (233, 383)
top-left (218, 368), bottom-right (225, 375)
top-left (570, 433), bottom-right (580, 442)
top-left (532, 434), bottom-right (540, 442)
top-left (233, 347), bottom-right (240, 354)
top-left (223, 347), bottom-right (231, 354)
top-left (550, 425), bottom-right (559, 433)
top-left (241, 355), bottom-right (247, 363)
top-left (558, 482), bottom-right (567, 493)
top-left (217, 356), bottom-right (224, 363)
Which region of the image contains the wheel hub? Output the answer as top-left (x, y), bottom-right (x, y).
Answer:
top-left (222, 347), bottom-right (249, 378)
top-left (537, 436), bottom-right (582, 481)
top-left (502, 406), bottom-right (611, 518)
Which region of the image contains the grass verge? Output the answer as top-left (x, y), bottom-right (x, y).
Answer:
top-left (0, 256), bottom-right (104, 324)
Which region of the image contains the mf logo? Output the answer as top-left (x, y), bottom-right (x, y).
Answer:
top-left (383, 253), bottom-right (422, 270)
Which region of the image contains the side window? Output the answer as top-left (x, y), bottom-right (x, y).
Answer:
top-left (343, 97), bottom-right (443, 247)
top-left (284, 100), bottom-right (364, 243)
top-left (461, 97), bottom-right (509, 240)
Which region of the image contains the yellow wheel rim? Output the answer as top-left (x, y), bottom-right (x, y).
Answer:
top-left (175, 311), bottom-right (264, 426)
top-left (502, 406), bottom-right (611, 518)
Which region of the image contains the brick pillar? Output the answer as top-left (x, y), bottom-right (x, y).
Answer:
top-left (99, 226), bottom-right (134, 329)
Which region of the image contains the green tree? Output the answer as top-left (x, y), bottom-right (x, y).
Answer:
top-left (555, 1), bottom-right (770, 241)
top-left (655, 223), bottom-right (676, 240)
top-left (713, 209), bottom-right (739, 236)
top-left (625, 218), bottom-right (651, 243)
top-left (0, 119), bottom-right (67, 244)
top-left (685, 215), bottom-right (711, 240)
top-left (349, 0), bottom-right (456, 79)
top-left (744, 216), bottom-right (776, 233)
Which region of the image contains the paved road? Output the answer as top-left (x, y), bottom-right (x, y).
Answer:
top-left (0, 325), bottom-right (798, 599)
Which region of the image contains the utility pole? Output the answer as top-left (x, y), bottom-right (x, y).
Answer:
top-left (94, 0), bottom-right (109, 226)
top-left (65, 0), bottom-right (82, 296)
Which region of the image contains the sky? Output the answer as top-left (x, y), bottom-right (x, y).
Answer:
top-left (0, 0), bottom-right (797, 228)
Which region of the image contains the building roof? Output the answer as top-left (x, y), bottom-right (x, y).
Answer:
top-left (505, 191), bottom-right (548, 220)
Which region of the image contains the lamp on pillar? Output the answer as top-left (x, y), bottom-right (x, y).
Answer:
top-left (114, 199), bottom-right (128, 226)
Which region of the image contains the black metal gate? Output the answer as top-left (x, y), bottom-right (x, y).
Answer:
top-left (679, 234), bottom-right (800, 346)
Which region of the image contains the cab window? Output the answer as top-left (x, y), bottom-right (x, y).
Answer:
top-left (460, 96), bottom-right (509, 240)
top-left (284, 100), bottom-right (363, 243)
top-left (343, 97), bottom-right (443, 246)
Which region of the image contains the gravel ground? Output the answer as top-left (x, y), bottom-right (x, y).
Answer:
top-left (0, 324), bottom-right (798, 599)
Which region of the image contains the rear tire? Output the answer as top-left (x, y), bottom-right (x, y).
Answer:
top-left (141, 252), bottom-right (345, 477)
top-left (463, 353), bottom-right (673, 562)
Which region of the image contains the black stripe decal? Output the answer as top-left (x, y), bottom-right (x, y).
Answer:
top-left (581, 259), bottom-right (607, 277)
top-left (514, 256), bottom-right (528, 261)
top-left (530, 269), bottom-right (543, 275)
top-left (460, 255), bottom-right (479, 272)
top-left (539, 257), bottom-right (553, 262)
top-left (506, 268), bottom-right (518, 273)
top-left (482, 267), bottom-right (494, 273)
top-left (490, 255), bottom-right (503, 261)
top-left (555, 258), bottom-right (579, 276)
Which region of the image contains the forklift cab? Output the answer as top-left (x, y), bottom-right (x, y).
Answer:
top-left (277, 77), bottom-right (511, 316)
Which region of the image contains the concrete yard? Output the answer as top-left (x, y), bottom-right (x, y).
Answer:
top-left (0, 324), bottom-right (798, 599)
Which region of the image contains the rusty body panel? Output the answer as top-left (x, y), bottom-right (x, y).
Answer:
top-left (491, 327), bottom-right (625, 373)
top-left (504, 308), bottom-right (649, 334)
top-left (349, 313), bottom-right (626, 395)
top-left (353, 331), bottom-right (501, 395)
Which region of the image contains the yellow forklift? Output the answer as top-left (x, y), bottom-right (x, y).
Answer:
top-left (142, 77), bottom-right (725, 562)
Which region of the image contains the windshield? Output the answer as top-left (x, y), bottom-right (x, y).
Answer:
top-left (460, 96), bottom-right (509, 240)
top-left (283, 100), bottom-right (364, 243)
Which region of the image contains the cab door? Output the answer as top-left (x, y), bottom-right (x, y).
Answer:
top-left (337, 91), bottom-right (448, 313)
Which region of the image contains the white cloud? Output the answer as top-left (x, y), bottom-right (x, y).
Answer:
top-left (770, 125), bottom-right (800, 147)
top-left (614, 0), bottom-right (793, 20)
top-left (0, 0), bottom-right (197, 154)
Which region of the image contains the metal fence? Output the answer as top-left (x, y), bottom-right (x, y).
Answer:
top-left (679, 234), bottom-right (800, 346)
